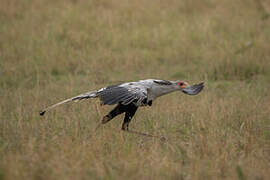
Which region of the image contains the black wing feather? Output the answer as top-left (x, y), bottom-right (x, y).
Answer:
top-left (122, 95), bottom-right (137, 105)
top-left (153, 80), bottom-right (172, 85)
top-left (107, 93), bottom-right (134, 105)
top-left (98, 86), bottom-right (137, 105)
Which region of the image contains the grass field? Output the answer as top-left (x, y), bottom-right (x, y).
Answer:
top-left (1, 0), bottom-right (270, 179)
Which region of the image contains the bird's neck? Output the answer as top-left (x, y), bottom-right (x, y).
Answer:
top-left (150, 86), bottom-right (179, 100)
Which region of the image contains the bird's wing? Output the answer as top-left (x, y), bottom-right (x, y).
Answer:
top-left (98, 84), bottom-right (148, 105)
top-left (40, 83), bottom-right (148, 116)
top-left (39, 90), bottom-right (98, 116)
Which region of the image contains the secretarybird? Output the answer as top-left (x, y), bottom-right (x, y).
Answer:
top-left (40, 79), bottom-right (204, 136)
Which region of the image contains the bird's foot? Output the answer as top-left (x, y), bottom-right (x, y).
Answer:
top-left (102, 115), bottom-right (112, 124)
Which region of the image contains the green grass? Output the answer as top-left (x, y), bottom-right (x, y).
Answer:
top-left (1, 0), bottom-right (270, 179)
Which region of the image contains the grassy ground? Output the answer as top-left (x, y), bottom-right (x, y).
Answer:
top-left (1, 0), bottom-right (270, 179)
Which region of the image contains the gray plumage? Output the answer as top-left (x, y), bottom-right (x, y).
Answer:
top-left (98, 86), bottom-right (137, 105)
top-left (182, 82), bottom-right (204, 95)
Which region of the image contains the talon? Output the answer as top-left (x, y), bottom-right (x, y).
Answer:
top-left (102, 115), bottom-right (111, 124)
top-left (121, 123), bottom-right (129, 131)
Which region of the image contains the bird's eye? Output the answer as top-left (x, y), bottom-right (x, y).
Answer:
top-left (178, 82), bottom-right (184, 86)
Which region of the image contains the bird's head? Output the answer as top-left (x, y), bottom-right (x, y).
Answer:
top-left (176, 81), bottom-right (204, 95)
top-left (176, 81), bottom-right (190, 89)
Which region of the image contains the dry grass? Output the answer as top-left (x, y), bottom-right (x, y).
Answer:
top-left (1, 0), bottom-right (270, 179)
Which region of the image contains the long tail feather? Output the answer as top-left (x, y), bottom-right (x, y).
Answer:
top-left (39, 91), bottom-right (98, 116)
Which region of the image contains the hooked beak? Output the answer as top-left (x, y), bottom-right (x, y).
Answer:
top-left (182, 82), bottom-right (204, 95)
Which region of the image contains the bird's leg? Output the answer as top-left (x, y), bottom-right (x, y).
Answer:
top-left (102, 104), bottom-right (125, 124)
top-left (121, 104), bottom-right (138, 131)
top-left (94, 104), bottom-right (126, 132)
